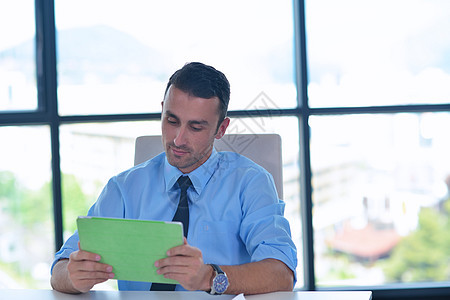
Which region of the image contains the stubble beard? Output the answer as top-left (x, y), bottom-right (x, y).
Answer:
top-left (166, 143), bottom-right (213, 172)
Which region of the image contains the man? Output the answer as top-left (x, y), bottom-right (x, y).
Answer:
top-left (51, 62), bottom-right (297, 294)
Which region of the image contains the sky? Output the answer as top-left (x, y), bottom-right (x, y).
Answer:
top-left (0, 0), bottom-right (35, 50)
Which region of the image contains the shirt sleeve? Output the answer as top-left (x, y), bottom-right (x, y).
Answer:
top-left (239, 167), bottom-right (298, 283)
top-left (50, 176), bottom-right (125, 274)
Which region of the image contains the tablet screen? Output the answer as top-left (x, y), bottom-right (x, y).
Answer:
top-left (77, 216), bottom-right (183, 283)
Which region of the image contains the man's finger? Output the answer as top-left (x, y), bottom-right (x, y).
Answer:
top-left (167, 243), bottom-right (200, 257)
top-left (71, 270), bottom-right (115, 281)
top-left (70, 250), bottom-right (102, 262)
top-left (77, 261), bottom-right (113, 272)
top-left (156, 255), bottom-right (191, 268)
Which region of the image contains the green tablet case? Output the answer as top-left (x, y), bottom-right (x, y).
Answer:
top-left (76, 216), bottom-right (183, 284)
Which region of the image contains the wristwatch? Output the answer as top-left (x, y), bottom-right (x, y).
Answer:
top-left (209, 264), bottom-right (229, 295)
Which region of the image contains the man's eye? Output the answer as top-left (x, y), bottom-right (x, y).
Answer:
top-left (167, 118), bottom-right (177, 124)
top-left (191, 126), bottom-right (202, 131)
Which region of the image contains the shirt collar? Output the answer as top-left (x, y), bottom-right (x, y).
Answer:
top-left (163, 148), bottom-right (219, 202)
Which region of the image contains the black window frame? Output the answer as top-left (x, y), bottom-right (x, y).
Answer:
top-left (0, 0), bottom-right (449, 298)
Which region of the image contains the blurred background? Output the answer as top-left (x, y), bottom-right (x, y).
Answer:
top-left (0, 1), bottom-right (449, 298)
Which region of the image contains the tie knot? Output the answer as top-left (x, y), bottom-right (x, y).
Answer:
top-left (177, 176), bottom-right (192, 192)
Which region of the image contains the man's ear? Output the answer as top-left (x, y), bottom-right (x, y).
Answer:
top-left (215, 117), bottom-right (230, 139)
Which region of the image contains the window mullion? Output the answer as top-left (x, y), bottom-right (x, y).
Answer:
top-left (294, 0), bottom-right (316, 290)
top-left (35, 0), bottom-right (63, 251)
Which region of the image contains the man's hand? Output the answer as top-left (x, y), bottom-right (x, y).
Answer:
top-left (154, 239), bottom-right (294, 295)
top-left (66, 249), bottom-right (115, 292)
top-left (154, 238), bottom-right (212, 291)
top-left (51, 243), bottom-right (114, 294)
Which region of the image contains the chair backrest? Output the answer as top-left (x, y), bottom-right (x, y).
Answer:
top-left (134, 134), bottom-right (283, 199)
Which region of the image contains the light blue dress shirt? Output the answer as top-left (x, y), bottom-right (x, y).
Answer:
top-left (52, 148), bottom-right (297, 291)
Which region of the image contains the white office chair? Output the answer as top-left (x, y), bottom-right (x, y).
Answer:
top-left (134, 134), bottom-right (283, 199)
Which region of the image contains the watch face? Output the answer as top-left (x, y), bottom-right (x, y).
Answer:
top-left (213, 274), bottom-right (229, 294)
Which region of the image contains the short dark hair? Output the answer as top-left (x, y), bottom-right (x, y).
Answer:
top-left (164, 62), bottom-right (230, 124)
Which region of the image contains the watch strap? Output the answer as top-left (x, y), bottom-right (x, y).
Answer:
top-left (210, 263), bottom-right (224, 275)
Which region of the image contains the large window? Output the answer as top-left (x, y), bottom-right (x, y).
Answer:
top-left (1, 1), bottom-right (449, 298)
top-left (305, 0), bottom-right (450, 108)
top-left (0, 126), bottom-right (53, 289)
top-left (305, 0), bottom-right (450, 291)
top-left (310, 112), bottom-right (450, 286)
top-left (0, 0), bottom-right (37, 112)
top-left (54, 0), bottom-right (296, 115)
top-left (59, 121), bottom-right (162, 236)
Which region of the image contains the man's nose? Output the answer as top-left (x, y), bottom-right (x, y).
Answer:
top-left (174, 126), bottom-right (188, 147)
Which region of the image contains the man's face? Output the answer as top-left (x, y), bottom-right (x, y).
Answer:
top-left (161, 86), bottom-right (229, 173)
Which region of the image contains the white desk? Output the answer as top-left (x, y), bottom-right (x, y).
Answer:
top-left (0, 289), bottom-right (372, 300)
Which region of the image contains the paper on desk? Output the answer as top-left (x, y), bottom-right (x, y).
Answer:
top-left (232, 293), bottom-right (246, 300)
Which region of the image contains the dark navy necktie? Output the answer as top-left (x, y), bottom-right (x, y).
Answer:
top-left (172, 176), bottom-right (192, 238)
top-left (150, 176), bottom-right (192, 291)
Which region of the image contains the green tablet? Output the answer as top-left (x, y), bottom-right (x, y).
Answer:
top-left (76, 216), bottom-right (184, 284)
